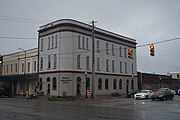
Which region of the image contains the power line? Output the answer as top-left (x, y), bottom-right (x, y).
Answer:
top-left (137, 37), bottom-right (180, 47)
top-left (0, 14), bottom-right (47, 24)
top-left (0, 36), bottom-right (37, 40)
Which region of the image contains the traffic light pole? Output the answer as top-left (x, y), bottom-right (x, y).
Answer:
top-left (92, 20), bottom-right (96, 99)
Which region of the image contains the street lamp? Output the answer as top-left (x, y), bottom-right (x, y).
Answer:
top-left (18, 48), bottom-right (27, 94)
top-left (85, 72), bottom-right (87, 98)
top-left (159, 77), bottom-right (162, 88)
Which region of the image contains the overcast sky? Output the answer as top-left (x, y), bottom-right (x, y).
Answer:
top-left (0, 0), bottom-right (180, 74)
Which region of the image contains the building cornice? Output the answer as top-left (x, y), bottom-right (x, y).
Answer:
top-left (38, 19), bottom-right (137, 46)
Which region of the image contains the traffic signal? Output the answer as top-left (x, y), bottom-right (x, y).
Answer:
top-left (128, 48), bottom-right (133, 59)
top-left (150, 44), bottom-right (155, 56)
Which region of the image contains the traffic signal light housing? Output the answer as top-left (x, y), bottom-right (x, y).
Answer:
top-left (150, 44), bottom-right (155, 56)
top-left (128, 48), bottom-right (133, 59)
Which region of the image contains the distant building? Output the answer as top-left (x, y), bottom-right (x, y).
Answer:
top-left (167, 72), bottom-right (180, 89)
top-left (38, 19), bottom-right (137, 96)
top-left (0, 48), bottom-right (38, 95)
top-left (0, 56), bottom-right (3, 87)
top-left (137, 72), bottom-right (172, 90)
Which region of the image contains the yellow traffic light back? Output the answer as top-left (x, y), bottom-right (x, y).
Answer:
top-left (128, 48), bottom-right (133, 59)
top-left (150, 44), bottom-right (155, 56)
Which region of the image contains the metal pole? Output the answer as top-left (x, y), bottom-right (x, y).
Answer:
top-left (85, 72), bottom-right (87, 98)
top-left (18, 48), bottom-right (26, 94)
top-left (92, 20), bottom-right (96, 99)
top-left (24, 50), bottom-right (26, 91)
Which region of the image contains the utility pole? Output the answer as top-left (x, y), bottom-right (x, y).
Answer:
top-left (92, 20), bottom-right (96, 99)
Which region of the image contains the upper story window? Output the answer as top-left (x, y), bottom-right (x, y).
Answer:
top-left (124, 48), bottom-right (127, 58)
top-left (54, 54), bottom-right (57, 69)
top-left (112, 44), bottom-right (115, 55)
top-left (106, 59), bottom-right (109, 72)
top-left (125, 62), bottom-right (128, 74)
top-left (55, 34), bottom-right (58, 48)
top-left (112, 60), bottom-right (115, 73)
top-left (51, 36), bottom-right (54, 49)
top-left (97, 40), bottom-right (100, 52)
top-left (27, 62), bottom-right (30, 72)
top-left (11, 64), bottom-right (13, 73)
top-left (132, 63), bottom-right (134, 74)
top-left (82, 36), bottom-right (85, 49)
top-left (119, 46), bottom-right (122, 57)
top-left (48, 37), bottom-right (51, 50)
top-left (78, 35), bottom-right (81, 49)
top-left (4, 65), bottom-right (6, 74)
top-left (86, 56), bottom-right (90, 70)
top-left (86, 37), bottom-right (89, 50)
top-left (77, 54), bottom-right (81, 69)
top-left (15, 63), bottom-right (18, 73)
top-left (120, 61), bottom-right (123, 73)
top-left (48, 55), bottom-right (51, 69)
top-left (34, 61), bottom-right (36, 71)
top-left (97, 58), bottom-right (100, 71)
top-left (106, 43), bottom-right (109, 54)
top-left (6, 65), bottom-right (8, 73)
top-left (40, 57), bottom-right (43, 70)
top-left (22, 63), bottom-right (24, 73)
top-left (40, 39), bottom-right (43, 51)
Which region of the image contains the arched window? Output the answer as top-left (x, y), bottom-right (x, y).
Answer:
top-left (131, 79), bottom-right (134, 89)
top-left (39, 78), bottom-right (43, 90)
top-left (113, 79), bottom-right (117, 90)
top-left (77, 54), bottom-right (80, 69)
top-left (119, 79), bottom-right (122, 89)
top-left (47, 77), bottom-right (50, 82)
top-left (98, 78), bottom-right (102, 90)
top-left (105, 79), bottom-right (109, 90)
top-left (52, 77), bottom-right (57, 90)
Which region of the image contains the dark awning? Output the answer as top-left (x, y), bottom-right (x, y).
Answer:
top-left (0, 73), bottom-right (38, 81)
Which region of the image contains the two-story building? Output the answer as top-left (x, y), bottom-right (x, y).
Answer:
top-left (38, 19), bottom-right (137, 97)
top-left (0, 48), bottom-right (38, 95)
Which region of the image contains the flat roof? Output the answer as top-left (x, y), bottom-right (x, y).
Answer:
top-left (39, 19), bottom-right (136, 44)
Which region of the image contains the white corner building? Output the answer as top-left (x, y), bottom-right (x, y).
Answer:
top-left (38, 19), bottom-right (137, 97)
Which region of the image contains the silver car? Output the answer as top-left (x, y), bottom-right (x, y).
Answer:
top-left (134, 90), bottom-right (153, 99)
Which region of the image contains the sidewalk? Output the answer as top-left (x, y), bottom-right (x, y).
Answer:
top-left (13, 94), bottom-right (128, 102)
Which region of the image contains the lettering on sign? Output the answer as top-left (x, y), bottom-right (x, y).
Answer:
top-left (61, 77), bottom-right (71, 83)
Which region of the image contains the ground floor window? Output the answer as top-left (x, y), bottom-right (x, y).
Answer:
top-left (105, 79), bottom-right (109, 90)
top-left (53, 77), bottom-right (57, 90)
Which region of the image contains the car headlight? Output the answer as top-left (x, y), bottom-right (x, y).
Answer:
top-left (142, 94), bottom-right (145, 96)
top-left (159, 95), bottom-right (163, 97)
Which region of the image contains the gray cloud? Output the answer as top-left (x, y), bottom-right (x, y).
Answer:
top-left (0, 0), bottom-right (180, 73)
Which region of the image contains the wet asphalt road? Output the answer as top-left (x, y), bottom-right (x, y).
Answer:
top-left (0, 95), bottom-right (179, 120)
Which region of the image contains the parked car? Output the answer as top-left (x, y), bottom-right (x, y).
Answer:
top-left (134, 90), bottom-right (153, 99)
top-left (0, 88), bottom-right (12, 98)
top-left (127, 90), bottom-right (140, 98)
top-left (151, 88), bottom-right (174, 101)
top-left (171, 90), bottom-right (176, 95)
top-left (178, 89), bottom-right (180, 96)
